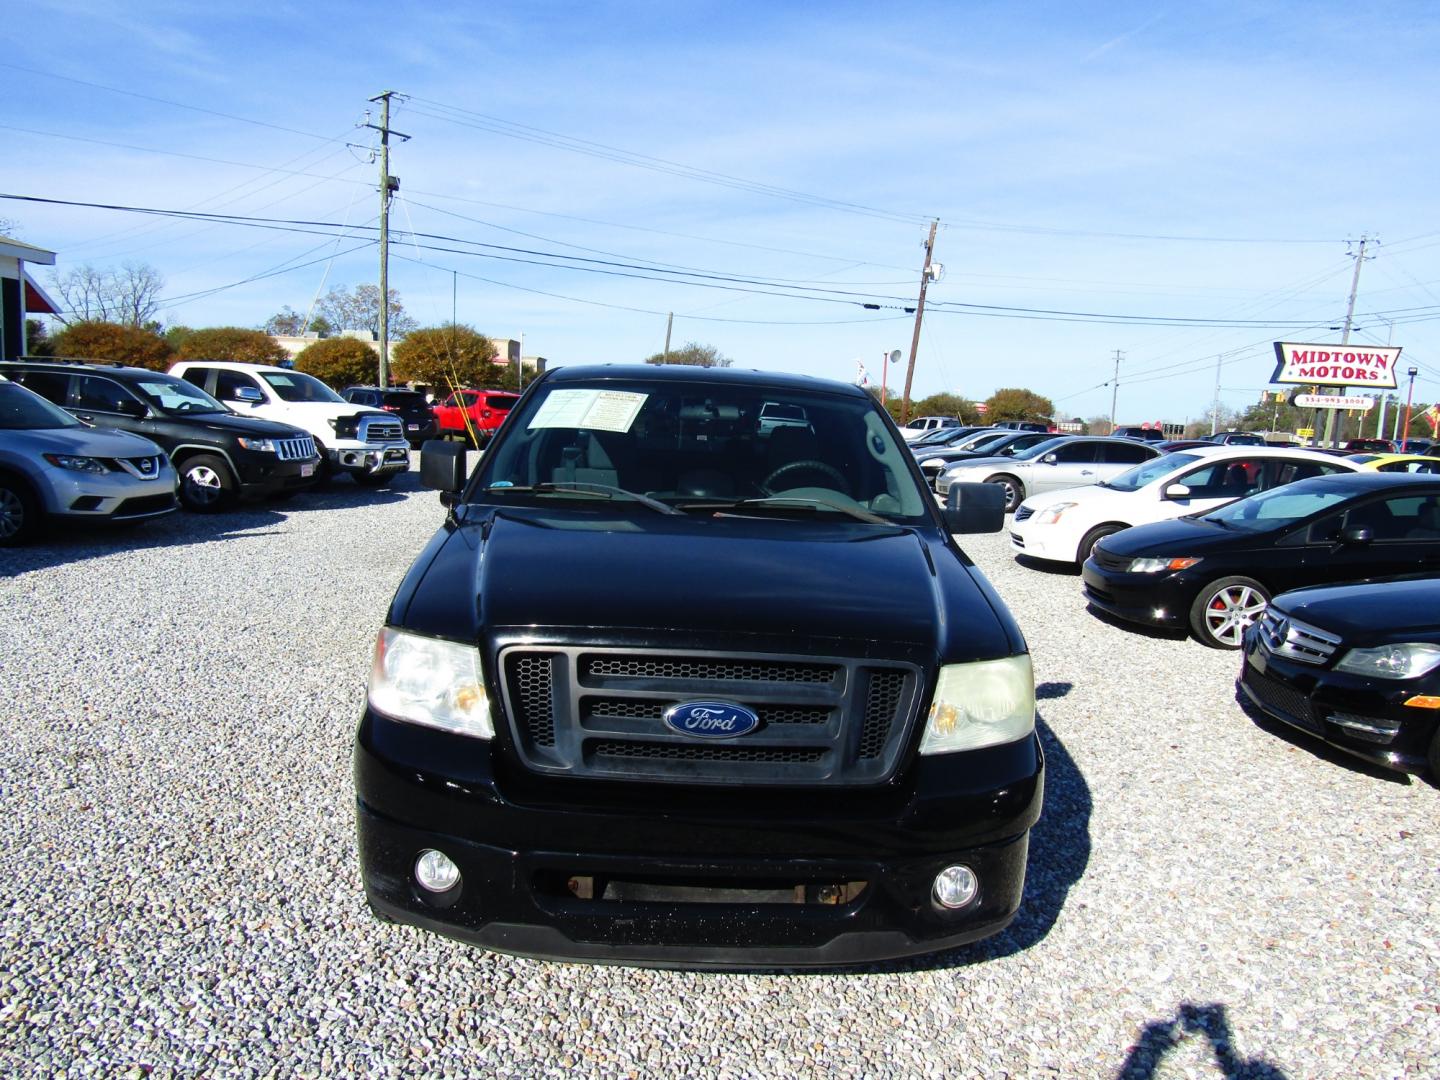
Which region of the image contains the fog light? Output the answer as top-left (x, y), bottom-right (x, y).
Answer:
top-left (933, 864), bottom-right (979, 909)
top-left (415, 849), bottom-right (461, 893)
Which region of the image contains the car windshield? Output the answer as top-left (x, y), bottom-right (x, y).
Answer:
top-left (1103, 452), bottom-right (1202, 492)
top-left (0, 381), bottom-right (80, 429)
top-left (1200, 484), bottom-right (1350, 532)
top-left (134, 376), bottom-right (227, 415)
top-left (475, 379), bottom-right (932, 523)
top-left (261, 371), bottom-right (345, 403)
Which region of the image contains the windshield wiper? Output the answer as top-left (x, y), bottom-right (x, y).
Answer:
top-left (678, 495), bottom-right (890, 525)
top-left (484, 482), bottom-right (682, 515)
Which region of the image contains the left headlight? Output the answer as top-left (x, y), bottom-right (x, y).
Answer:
top-left (236, 437), bottom-right (277, 452)
top-left (368, 627), bottom-right (493, 738)
top-left (1034, 501), bottom-right (1076, 524)
top-left (42, 454), bottom-right (110, 474)
top-left (919, 655), bottom-right (1035, 755)
top-left (1334, 643), bottom-right (1440, 680)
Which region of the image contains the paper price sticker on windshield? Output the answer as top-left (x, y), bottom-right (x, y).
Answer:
top-left (529, 389), bottom-right (648, 433)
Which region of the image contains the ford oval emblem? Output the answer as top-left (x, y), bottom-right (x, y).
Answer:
top-left (663, 700), bottom-right (760, 739)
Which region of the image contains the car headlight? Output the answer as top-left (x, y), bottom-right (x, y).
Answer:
top-left (1034, 501), bottom-right (1076, 524)
top-left (921, 458), bottom-right (946, 468)
top-left (368, 628), bottom-right (493, 738)
top-left (42, 454), bottom-right (109, 474)
top-left (919, 655), bottom-right (1034, 755)
top-left (1334, 643), bottom-right (1440, 680)
top-left (1127, 556), bottom-right (1202, 573)
top-left (236, 437), bottom-right (277, 452)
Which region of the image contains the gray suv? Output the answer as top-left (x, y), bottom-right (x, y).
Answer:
top-left (0, 380), bottom-right (178, 545)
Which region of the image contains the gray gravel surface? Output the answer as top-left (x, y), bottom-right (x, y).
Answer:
top-left (2, 470), bottom-right (1437, 1078)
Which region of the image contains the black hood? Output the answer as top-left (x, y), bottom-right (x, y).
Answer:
top-left (393, 509), bottom-right (1017, 662)
top-left (172, 410), bottom-right (311, 439)
top-left (1094, 513), bottom-right (1269, 558)
top-left (1269, 576), bottom-right (1440, 643)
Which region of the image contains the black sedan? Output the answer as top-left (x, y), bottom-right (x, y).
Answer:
top-left (1082, 472), bottom-right (1440, 648)
top-left (1238, 577), bottom-right (1440, 778)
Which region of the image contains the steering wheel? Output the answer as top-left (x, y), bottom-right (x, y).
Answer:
top-left (761, 459), bottom-right (853, 496)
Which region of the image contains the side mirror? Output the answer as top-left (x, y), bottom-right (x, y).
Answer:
top-left (234, 386), bottom-right (264, 404)
top-left (1042, 453), bottom-right (1058, 465)
top-left (944, 482), bottom-right (1007, 534)
top-left (1341, 525), bottom-right (1373, 545)
top-left (1163, 483), bottom-right (1192, 500)
top-left (421, 439), bottom-right (467, 500)
top-left (117, 399), bottom-right (147, 419)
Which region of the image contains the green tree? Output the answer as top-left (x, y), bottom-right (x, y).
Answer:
top-left (912, 392), bottom-right (981, 424)
top-left (985, 388), bottom-right (1054, 422)
top-left (23, 319), bottom-right (51, 357)
top-left (48, 320), bottom-right (174, 371)
top-left (264, 306), bottom-right (333, 337)
top-left (644, 342), bottom-right (732, 367)
top-left (174, 327), bottom-right (288, 365)
top-left (294, 337), bottom-right (379, 389)
top-left (392, 324), bottom-right (500, 389)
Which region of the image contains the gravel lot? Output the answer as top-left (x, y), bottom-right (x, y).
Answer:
top-left (2, 468), bottom-right (1436, 1079)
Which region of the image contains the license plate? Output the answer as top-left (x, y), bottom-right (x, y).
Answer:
top-left (407, 423), bottom-right (419, 430)
top-left (301, 463), bottom-right (315, 477)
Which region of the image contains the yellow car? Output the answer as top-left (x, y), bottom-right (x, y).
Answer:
top-left (1347, 452), bottom-right (1440, 474)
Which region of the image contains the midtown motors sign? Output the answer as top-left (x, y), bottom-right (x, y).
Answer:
top-left (1271, 342), bottom-right (1403, 388)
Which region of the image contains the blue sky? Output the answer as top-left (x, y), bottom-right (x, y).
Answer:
top-left (6, 1), bottom-right (1439, 424)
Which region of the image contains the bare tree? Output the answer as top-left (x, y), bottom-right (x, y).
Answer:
top-left (49, 262), bottom-right (165, 327)
top-left (315, 284), bottom-right (416, 337)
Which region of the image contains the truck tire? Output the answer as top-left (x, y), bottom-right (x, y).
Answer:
top-left (0, 472), bottom-right (40, 546)
top-left (178, 454), bottom-right (236, 512)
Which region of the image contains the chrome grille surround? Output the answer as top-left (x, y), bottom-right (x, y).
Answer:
top-left (499, 646), bottom-right (924, 786)
top-left (1256, 609), bottom-right (1342, 665)
top-left (358, 415), bottom-right (404, 444)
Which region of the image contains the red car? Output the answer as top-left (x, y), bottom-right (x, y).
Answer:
top-left (433, 389), bottom-right (520, 444)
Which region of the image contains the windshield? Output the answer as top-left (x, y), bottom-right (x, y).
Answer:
top-left (1104, 452), bottom-right (1201, 492)
top-left (0, 381), bottom-right (80, 429)
top-left (261, 371), bottom-right (345, 403)
top-left (1200, 483), bottom-right (1349, 532)
top-left (475, 379), bottom-right (932, 523)
top-left (134, 376), bottom-right (227, 415)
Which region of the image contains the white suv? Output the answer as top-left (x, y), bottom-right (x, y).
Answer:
top-left (170, 361), bottom-right (410, 486)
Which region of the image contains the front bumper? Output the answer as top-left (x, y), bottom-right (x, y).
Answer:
top-left (327, 442), bottom-right (410, 476)
top-left (39, 466), bottom-right (179, 523)
top-left (355, 709), bottom-right (1043, 968)
top-left (1009, 522), bottom-right (1075, 563)
top-left (1237, 635), bottom-right (1438, 774)
top-left (1081, 560), bottom-right (1192, 630)
top-left (235, 452), bottom-right (322, 497)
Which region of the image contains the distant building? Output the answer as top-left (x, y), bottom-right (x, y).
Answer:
top-left (0, 236), bottom-right (59, 361)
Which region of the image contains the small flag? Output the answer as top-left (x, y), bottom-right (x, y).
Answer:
top-left (856, 361), bottom-right (869, 387)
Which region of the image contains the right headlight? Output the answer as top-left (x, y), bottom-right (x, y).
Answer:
top-left (1334, 643), bottom-right (1440, 680)
top-left (919, 654), bottom-right (1035, 755)
top-left (367, 628), bottom-right (493, 738)
top-left (1127, 556), bottom-right (1201, 573)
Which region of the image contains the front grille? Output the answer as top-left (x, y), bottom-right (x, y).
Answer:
top-left (1256, 609), bottom-right (1341, 665)
top-left (112, 455), bottom-right (163, 479)
top-left (1090, 546), bottom-right (1132, 573)
top-left (275, 435), bottom-right (316, 461)
top-left (358, 416), bottom-right (404, 444)
top-left (1013, 505), bottom-right (1035, 522)
top-left (501, 646), bottom-right (922, 786)
top-left (1242, 666), bottom-right (1314, 725)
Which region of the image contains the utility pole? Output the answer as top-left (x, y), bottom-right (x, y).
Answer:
top-left (1211, 354), bottom-right (1223, 436)
top-left (901, 219), bottom-right (939, 424)
top-left (1322, 236), bottom-right (1370, 447)
top-left (1108, 350), bottom-right (1123, 431)
top-left (366, 91), bottom-right (409, 388)
top-left (663, 312), bottom-right (673, 361)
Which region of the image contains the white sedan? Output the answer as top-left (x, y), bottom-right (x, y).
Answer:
top-left (1008, 446), bottom-right (1363, 565)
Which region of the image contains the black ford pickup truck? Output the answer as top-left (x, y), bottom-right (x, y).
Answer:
top-left (355, 364), bottom-right (1043, 967)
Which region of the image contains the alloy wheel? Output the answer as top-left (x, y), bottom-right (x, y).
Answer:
top-left (1203, 585), bottom-right (1267, 647)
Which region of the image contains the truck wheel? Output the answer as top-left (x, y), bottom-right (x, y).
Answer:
top-left (1189, 576), bottom-right (1269, 649)
top-left (178, 454), bottom-right (236, 512)
top-left (0, 473), bottom-right (40, 546)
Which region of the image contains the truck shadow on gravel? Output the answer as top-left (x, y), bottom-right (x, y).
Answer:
top-left (0, 476), bottom-right (419, 577)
